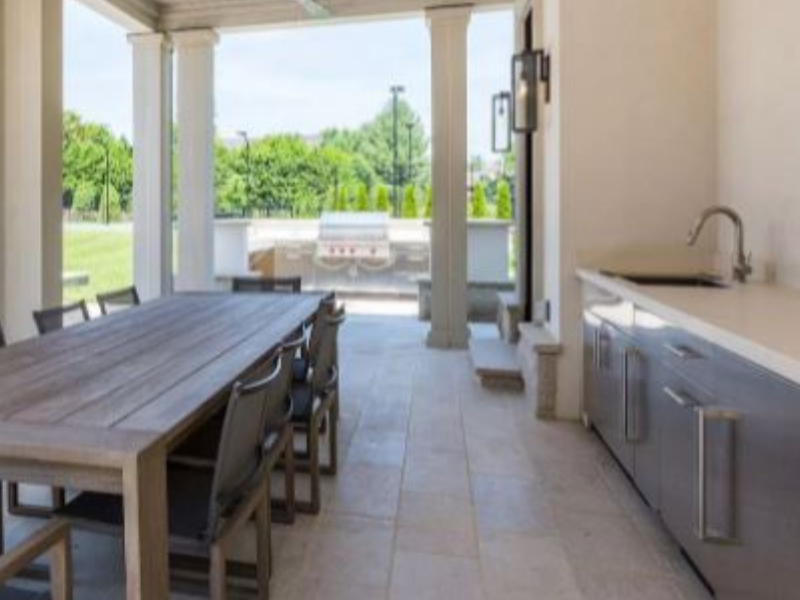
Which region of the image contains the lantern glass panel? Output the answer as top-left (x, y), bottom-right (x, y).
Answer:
top-left (492, 92), bottom-right (511, 153)
top-left (512, 50), bottom-right (538, 133)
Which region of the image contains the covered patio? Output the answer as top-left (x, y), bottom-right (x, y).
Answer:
top-left (0, 0), bottom-right (741, 599)
top-left (1, 314), bottom-right (711, 600)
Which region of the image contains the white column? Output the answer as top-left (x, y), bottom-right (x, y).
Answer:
top-left (130, 33), bottom-right (173, 301)
top-left (1, 0), bottom-right (63, 341)
top-left (426, 6), bottom-right (471, 349)
top-left (172, 29), bottom-right (218, 292)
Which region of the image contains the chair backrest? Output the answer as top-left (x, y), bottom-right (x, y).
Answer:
top-left (307, 296), bottom-right (337, 367)
top-left (232, 276), bottom-right (302, 294)
top-left (97, 286), bottom-right (140, 315)
top-left (207, 351), bottom-right (281, 538)
top-left (262, 335), bottom-right (305, 437)
top-left (33, 301), bottom-right (90, 336)
top-left (311, 308), bottom-right (346, 396)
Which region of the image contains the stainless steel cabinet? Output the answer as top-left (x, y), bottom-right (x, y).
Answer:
top-left (631, 346), bottom-right (661, 509)
top-left (583, 291), bottom-right (800, 600)
top-left (658, 366), bottom-right (715, 579)
top-left (708, 351), bottom-right (800, 599)
top-left (583, 311), bottom-right (634, 474)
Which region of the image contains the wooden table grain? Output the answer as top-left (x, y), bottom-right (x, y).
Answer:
top-left (0, 292), bottom-right (326, 600)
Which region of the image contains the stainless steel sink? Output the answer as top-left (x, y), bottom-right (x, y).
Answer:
top-left (602, 272), bottom-right (729, 289)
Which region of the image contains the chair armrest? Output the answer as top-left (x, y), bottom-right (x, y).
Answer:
top-left (0, 519), bottom-right (72, 600)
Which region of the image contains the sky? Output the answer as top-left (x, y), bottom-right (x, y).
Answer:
top-left (64, 0), bottom-right (514, 159)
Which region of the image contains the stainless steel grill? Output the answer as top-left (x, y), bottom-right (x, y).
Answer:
top-left (316, 212), bottom-right (391, 260)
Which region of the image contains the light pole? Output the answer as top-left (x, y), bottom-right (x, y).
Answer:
top-left (390, 85), bottom-right (405, 217)
top-left (104, 141), bottom-right (111, 225)
top-left (237, 130), bottom-right (251, 218)
top-left (405, 122), bottom-right (414, 187)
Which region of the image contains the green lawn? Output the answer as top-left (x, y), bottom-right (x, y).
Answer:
top-left (64, 226), bottom-right (133, 304)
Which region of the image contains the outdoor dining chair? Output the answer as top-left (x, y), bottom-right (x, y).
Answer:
top-left (0, 519), bottom-right (72, 600)
top-left (171, 335), bottom-right (302, 525)
top-left (57, 350), bottom-right (284, 600)
top-left (289, 308), bottom-right (345, 514)
top-left (32, 301), bottom-right (90, 336)
top-left (10, 303), bottom-right (91, 518)
top-left (292, 295), bottom-right (337, 384)
top-left (232, 276), bottom-right (302, 294)
top-left (96, 286), bottom-right (140, 315)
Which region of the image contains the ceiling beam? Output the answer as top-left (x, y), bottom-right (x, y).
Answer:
top-left (76, 0), bottom-right (159, 33)
top-left (160, 0), bottom-right (511, 32)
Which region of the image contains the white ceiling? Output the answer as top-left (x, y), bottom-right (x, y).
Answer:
top-left (87, 0), bottom-right (512, 32)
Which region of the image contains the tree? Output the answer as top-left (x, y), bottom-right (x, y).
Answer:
top-left (423, 186), bottom-right (433, 219)
top-left (496, 179), bottom-right (512, 220)
top-left (320, 100), bottom-right (430, 192)
top-left (63, 111), bottom-right (133, 220)
top-left (359, 99), bottom-right (430, 189)
top-left (355, 183), bottom-right (371, 212)
top-left (375, 185), bottom-right (391, 213)
top-left (470, 182), bottom-right (489, 219)
top-left (334, 187), bottom-right (350, 212)
top-left (215, 140), bottom-right (248, 216)
top-left (401, 185), bottom-right (418, 219)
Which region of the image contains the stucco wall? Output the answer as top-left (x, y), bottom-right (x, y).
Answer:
top-left (717, 0), bottom-right (800, 288)
top-left (0, 0), bottom-right (5, 329)
top-left (531, 0), bottom-right (718, 418)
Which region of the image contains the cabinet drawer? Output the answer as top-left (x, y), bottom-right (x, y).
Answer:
top-left (658, 325), bottom-right (717, 394)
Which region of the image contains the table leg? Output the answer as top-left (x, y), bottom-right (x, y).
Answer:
top-left (122, 444), bottom-right (169, 600)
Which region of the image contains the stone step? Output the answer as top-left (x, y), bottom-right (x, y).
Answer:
top-left (468, 338), bottom-right (524, 390)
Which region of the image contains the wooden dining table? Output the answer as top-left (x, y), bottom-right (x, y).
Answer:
top-left (0, 291), bottom-right (326, 599)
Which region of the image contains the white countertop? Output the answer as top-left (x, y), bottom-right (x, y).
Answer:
top-left (577, 268), bottom-right (800, 386)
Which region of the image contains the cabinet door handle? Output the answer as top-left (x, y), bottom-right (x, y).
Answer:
top-left (664, 343), bottom-right (702, 360)
top-left (696, 407), bottom-right (739, 545)
top-left (662, 386), bottom-right (700, 409)
top-left (593, 329), bottom-right (601, 369)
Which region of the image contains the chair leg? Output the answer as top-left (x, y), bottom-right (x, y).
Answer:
top-left (209, 544), bottom-right (227, 600)
top-left (0, 482), bottom-right (4, 555)
top-left (269, 426), bottom-right (297, 525)
top-left (295, 421), bottom-right (321, 515)
top-left (50, 522), bottom-right (72, 600)
top-left (283, 428), bottom-right (296, 524)
top-left (53, 487), bottom-right (66, 509)
top-left (321, 400), bottom-right (338, 477)
top-left (254, 486), bottom-right (271, 599)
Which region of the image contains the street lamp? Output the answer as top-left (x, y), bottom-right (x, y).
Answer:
top-left (390, 85), bottom-right (405, 217)
top-left (237, 130), bottom-right (251, 217)
top-left (405, 122), bottom-right (414, 186)
top-left (103, 140), bottom-right (111, 225)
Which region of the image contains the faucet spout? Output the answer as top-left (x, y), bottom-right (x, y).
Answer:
top-left (687, 206), bottom-right (752, 283)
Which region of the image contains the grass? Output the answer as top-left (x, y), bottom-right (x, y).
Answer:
top-left (64, 226), bottom-right (133, 304)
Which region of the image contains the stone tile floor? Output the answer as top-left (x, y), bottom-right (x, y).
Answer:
top-left (4, 315), bottom-right (713, 600)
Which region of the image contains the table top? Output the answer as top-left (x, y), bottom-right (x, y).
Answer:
top-left (0, 292), bottom-right (325, 467)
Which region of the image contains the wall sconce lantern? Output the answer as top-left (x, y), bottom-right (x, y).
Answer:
top-left (491, 92), bottom-right (512, 153)
top-left (511, 48), bottom-right (551, 134)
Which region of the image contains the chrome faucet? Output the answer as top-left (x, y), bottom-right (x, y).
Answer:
top-left (687, 206), bottom-right (752, 283)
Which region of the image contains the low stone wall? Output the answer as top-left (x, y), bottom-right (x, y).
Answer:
top-left (417, 277), bottom-right (516, 323)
